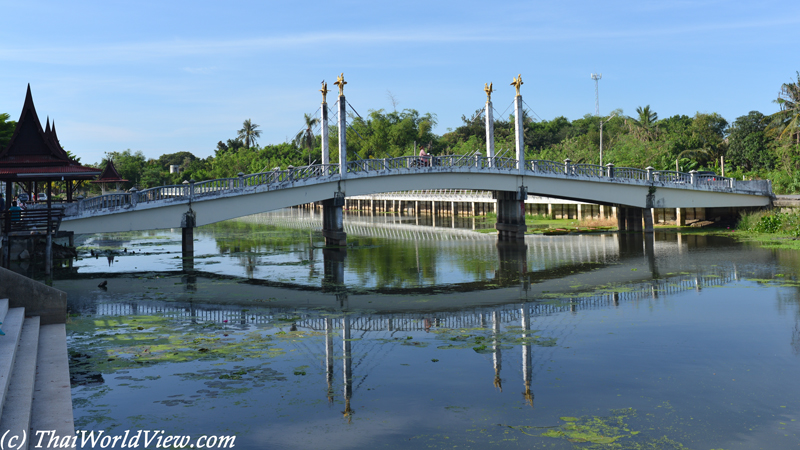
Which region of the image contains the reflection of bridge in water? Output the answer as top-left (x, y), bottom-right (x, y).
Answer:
top-left (86, 260), bottom-right (743, 418)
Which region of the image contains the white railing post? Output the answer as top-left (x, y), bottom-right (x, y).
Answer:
top-left (689, 170), bottom-right (698, 186)
top-left (238, 172), bottom-right (245, 191)
top-left (646, 166), bottom-right (654, 182)
top-left (129, 188), bottom-right (138, 208)
top-left (564, 158), bottom-right (572, 176)
top-left (606, 163), bottom-right (615, 178)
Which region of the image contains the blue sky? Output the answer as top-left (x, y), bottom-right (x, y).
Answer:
top-left (1, 0), bottom-right (798, 165)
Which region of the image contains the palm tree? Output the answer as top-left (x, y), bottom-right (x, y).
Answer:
top-left (771, 72), bottom-right (800, 145)
top-left (293, 113), bottom-right (319, 166)
top-left (629, 105), bottom-right (658, 141)
top-left (238, 119), bottom-right (261, 148)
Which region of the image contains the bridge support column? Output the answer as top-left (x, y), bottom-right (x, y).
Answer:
top-left (617, 206), bottom-right (627, 231)
top-left (494, 189), bottom-right (527, 240)
top-left (577, 204), bottom-right (583, 221)
top-left (181, 210), bottom-right (196, 272)
top-left (643, 208), bottom-right (654, 233)
top-left (632, 209), bottom-right (643, 232)
top-left (676, 208), bottom-right (686, 226)
top-left (322, 195), bottom-right (347, 247)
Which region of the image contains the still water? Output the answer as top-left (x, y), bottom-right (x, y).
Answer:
top-left (57, 210), bottom-right (800, 449)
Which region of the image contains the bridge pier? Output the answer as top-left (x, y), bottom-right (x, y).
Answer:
top-left (643, 208), bottom-right (654, 233)
top-left (322, 195), bottom-right (347, 247)
top-left (494, 190), bottom-right (527, 240)
top-left (181, 210), bottom-right (196, 271)
top-left (617, 206), bottom-right (627, 231)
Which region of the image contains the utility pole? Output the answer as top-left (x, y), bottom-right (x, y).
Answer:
top-left (591, 73), bottom-right (602, 116)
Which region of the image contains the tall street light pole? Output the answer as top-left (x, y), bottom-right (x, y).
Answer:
top-left (599, 113), bottom-right (616, 167)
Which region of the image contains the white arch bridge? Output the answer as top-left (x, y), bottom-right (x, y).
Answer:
top-left (60, 155), bottom-right (772, 235)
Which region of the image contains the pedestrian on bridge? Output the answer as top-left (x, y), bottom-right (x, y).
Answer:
top-left (419, 147), bottom-right (430, 167)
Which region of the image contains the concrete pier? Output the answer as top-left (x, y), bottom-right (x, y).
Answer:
top-left (322, 195), bottom-right (347, 246)
top-left (494, 189), bottom-right (527, 240)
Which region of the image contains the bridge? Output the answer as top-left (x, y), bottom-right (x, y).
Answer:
top-left (59, 155), bottom-right (772, 245)
top-left (56, 76), bottom-right (773, 253)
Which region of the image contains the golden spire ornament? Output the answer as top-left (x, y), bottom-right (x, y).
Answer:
top-left (334, 73), bottom-right (347, 96)
top-left (511, 74), bottom-right (523, 97)
top-left (484, 82), bottom-right (493, 102)
top-left (320, 81), bottom-right (329, 103)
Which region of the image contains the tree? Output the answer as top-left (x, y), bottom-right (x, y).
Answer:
top-left (0, 113), bottom-right (16, 151)
top-left (293, 113), bottom-right (319, 166)
top-left (237, 119), bottom-right (261, 148)
top-left (629, 105), bottom-right (659, 141)
top-left (771, 71), bottom-right (800, 145)
top-left (727, 111), bottom-right (773, 171)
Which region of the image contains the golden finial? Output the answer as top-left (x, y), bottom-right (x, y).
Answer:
top-left (484, 82), bottom-right (493, 102)
top-left (320, 81), bottom-right (329, 103)
top-left (511, 74), bottom-right (523, 97)
top-left (334, 73), bottom-right (347, 96)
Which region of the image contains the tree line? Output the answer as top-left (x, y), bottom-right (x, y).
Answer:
top-left (1, 73), bottom-right (798, 195)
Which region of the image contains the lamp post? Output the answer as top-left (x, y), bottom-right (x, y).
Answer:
top-left (599, 113), bottom-right (617, 167)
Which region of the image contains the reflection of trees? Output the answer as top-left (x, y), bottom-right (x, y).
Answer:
top-left (202, 220), bottom-right (315, 254)
top-left (345, 236), bottom-right (498, 288)
top-left (771, 249), bottom-right (800, 355)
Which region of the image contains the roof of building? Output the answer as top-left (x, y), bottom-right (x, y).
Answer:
top-left (0, 85), bottom-right (101, 180)
top-left (90, 159), bottom-right (128, 183)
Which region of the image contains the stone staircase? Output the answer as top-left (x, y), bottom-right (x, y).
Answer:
top-left (0, 298), bottom-right (74, 450)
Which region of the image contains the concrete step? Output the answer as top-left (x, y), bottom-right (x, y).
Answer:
top-left (0, 317), bottom-right (40, 450)
top-left (30, 324), bottom-right (74, 440)
top-left (0, 307), bottom-right (25, 420)
top-left (0, 298), bottom-right (8, 324)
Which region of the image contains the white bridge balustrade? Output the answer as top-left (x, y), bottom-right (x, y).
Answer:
top-left (60, 155), bottom-right (774, 235)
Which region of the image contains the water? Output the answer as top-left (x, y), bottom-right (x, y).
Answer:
top-left (57, 210), bottom-right (800, 449)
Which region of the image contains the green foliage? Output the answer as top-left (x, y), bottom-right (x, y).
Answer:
top-left (738, 210), bottom-right (800, 237)
top-left (345, 109), bottom-right (438, 158)
top-left (727, 111), bottom-right (773, 171)
top-left (0, 113), bottom-right (16, 151)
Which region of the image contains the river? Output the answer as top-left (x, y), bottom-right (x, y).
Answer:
top-left (54, 209), bottom-right (800, 449)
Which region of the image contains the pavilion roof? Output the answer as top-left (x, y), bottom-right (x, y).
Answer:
top-left (0, 85), bottom-right (101, 180)
top-left (90, 159), bottom-right (128, 183)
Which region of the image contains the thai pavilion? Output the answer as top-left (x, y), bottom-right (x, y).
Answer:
top-left (0, 84), bottom-right (101, 208)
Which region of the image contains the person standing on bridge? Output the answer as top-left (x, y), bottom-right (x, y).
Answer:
top-left (419, 147), bottom-right (430, 167)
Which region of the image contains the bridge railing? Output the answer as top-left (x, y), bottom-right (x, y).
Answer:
top-left (135, 185), bottom-right (187, 204)
top-left (652, 171), bottom-right (691, 184)
top-left (571, 164), bottom-right (605, 178)
top-left (613, 167), bottom-right (648, 181)
top-left (529, 160), bottom-right (563, 175)
top-left (81, 193), bottom-right (133, 212)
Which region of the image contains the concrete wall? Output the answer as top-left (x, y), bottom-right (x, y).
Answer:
top-left (0, 267), bottom-right (66, 324)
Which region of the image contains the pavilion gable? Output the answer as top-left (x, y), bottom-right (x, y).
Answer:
top-left (0, 85), bottom-right (68, 161)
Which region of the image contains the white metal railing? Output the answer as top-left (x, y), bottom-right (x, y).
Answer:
top-left (68, 156), bottom-right (773, 217)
